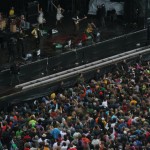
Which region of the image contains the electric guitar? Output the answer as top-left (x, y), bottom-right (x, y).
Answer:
top-left (72, 16), bottom-right (87, 25)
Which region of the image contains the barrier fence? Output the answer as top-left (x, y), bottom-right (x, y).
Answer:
top-left (0, 49), bottom-right (150, 109)
top-left (0, 52), bottom-right (150, 109)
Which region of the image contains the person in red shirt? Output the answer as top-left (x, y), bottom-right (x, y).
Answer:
top-left (24, 145), bottom-right (30, 150)
top-left (82, 32), bottom-right (87, 45)
top-left (24, 148), bottom-right (30, 150)
top-left (122, 102), bottom-right (128, 113)
top-left (23, 131), bottom-right (31, 143)
top-left (50, 108), bottom-right (58, 118)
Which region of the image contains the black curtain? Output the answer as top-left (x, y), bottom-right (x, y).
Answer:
top-left (0, 0), bottom-right (26, 16)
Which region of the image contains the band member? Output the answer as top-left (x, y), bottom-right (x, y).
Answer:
top-left (31, 27), bottom-right (41, 48)
top-left (86, 20), bottom-right (96, 34)
top-left (20, 15), bottom-right (30, 29)
top-left (87, 21), bottom-right (100, 42)
top-left (51, 2), bottom-right (64, 25)
top-left (72, 15), bottom-right (87, 32)
top-left (82, 32), bottom-right (88, 45)
top-left (37, 7), bottom-right (46, 30)
top-left (97, 4), bottom-right (106, 27)
top-left (73, 15), bottom-right (80, 32)
top-left (9, 7), bottom-right (15, 17)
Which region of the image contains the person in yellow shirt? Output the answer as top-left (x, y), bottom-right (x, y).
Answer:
top-left (102, 117), bottom-right (107, 127)
top-left (31, 27), bottom-right (41, 48)
top-left (43, 143), bottom-right (50, 150)
top-left (9, 7), bottom-right (15, 17)
top-left (50, 92), bottom-right (56, 99)
top-left (130, 99), bottom-right (137, 105)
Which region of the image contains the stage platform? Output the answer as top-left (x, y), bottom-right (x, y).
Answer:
top-left (0, 12), bottom-right (147, 98)
top-left (0, 12), bottom-right (144, 68)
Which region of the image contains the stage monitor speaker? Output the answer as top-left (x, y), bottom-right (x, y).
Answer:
top-left (27, 1), bottom-right (39, 16)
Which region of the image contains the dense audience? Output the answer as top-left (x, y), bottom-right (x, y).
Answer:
top-left (0, 59), bottom-right (150, 150)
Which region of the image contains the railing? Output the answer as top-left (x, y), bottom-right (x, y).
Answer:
top-left (15, 45), bottom-right (150, 90)
top-left (0, 46), bottom-right (150, 108)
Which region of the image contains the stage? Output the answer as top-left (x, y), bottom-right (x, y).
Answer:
top-left (0, 12), bottom-right (144, 68)
top-left (0, 11), bottom-right (147, 98)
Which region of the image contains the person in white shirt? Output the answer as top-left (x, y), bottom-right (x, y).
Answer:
top-left (60, 135), bottom-right (70, 147)
top-left (60, 130), bottom-right (67, 139)
top-left (51, 2), bottom-right (64, 25)
top-left (100, 99), bottom-right (108, 108)
top-left (60, 142), bottom-right (68, 150)
top-left (91, 136), bottom-right (101, 148)
top-left (53, 140), bottom-right (61, 150)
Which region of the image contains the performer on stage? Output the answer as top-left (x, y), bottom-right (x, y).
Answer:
top-left (9, 7), bottom-right (15, 17)
top-left (37, 7), bottom-right (46, 30)
top-left (73, 15), bottom-right (80, 32)
top-left (20, 15), bottom-right (30, 29)
top-left (51, 1), bottom-right (64, 25)
top-left (86, 20), bottom-right (97, 34)
top-left (72, 15), bottom-right (87, 32)
top-left (86, 20), bottom-right (100, 42)
top-left (97, 4), bottom-right (106, 27)
top-left (31, 27), bottom-right (41, 48)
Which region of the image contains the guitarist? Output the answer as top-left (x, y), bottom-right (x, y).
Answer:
top-left (73, 15), bottom-right (80, 32)
top-left (72, 15), bottom-right (87, 32)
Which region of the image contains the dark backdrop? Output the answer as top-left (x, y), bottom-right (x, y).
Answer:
top-left (0, 0), bottom-right (26, 16)
top-left (0, 0), bottom-right (89, 16)
top-left (0, 0), bottom-right (45, 16)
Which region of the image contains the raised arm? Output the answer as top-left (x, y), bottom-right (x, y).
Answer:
top-left (51, 1), bottom-right (57, 9)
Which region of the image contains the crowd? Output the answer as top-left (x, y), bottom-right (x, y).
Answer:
top-left (0, 59), bottom-right (150, 150)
